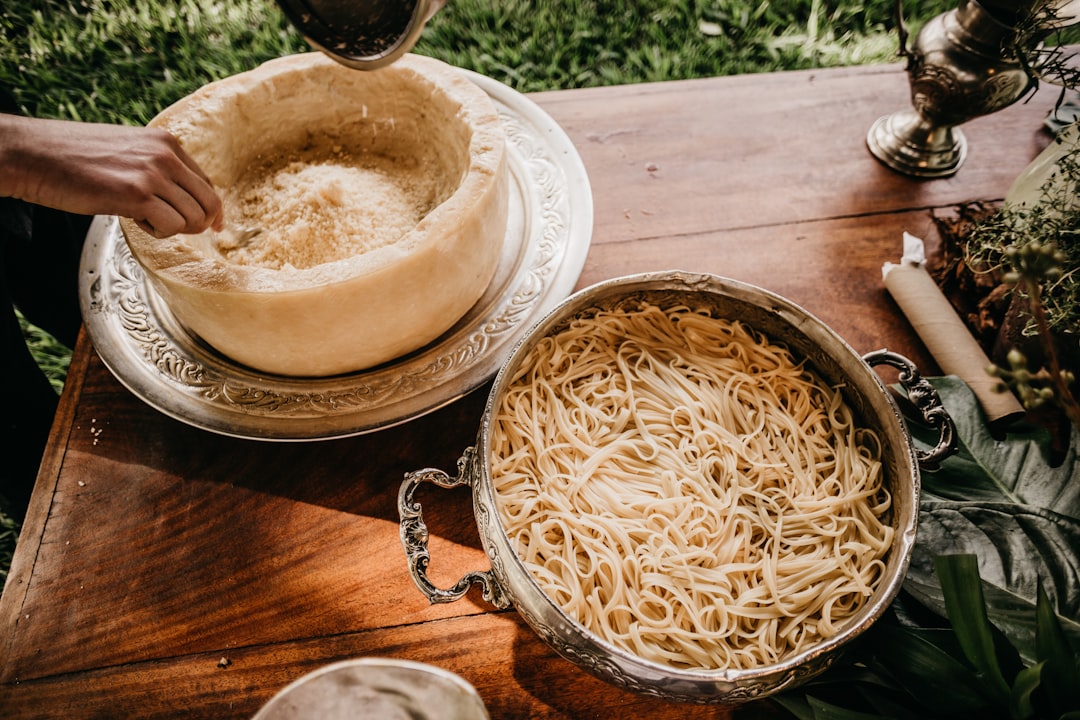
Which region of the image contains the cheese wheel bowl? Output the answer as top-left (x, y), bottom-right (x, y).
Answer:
top-left (119, 52), bottom-right (509, 377)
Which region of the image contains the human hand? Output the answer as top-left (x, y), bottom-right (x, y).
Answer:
top-left (0, 114), bottom-right (223, 237)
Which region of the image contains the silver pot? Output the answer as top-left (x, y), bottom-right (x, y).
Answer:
top-left (398, 271), bottom-right (956, 704)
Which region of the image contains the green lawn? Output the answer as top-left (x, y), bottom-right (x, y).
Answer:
top-left (3, 0), bottom-right (958, 124)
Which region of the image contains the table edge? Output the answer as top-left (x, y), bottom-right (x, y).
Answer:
top-left (0, 328), bottom-right (91, 681)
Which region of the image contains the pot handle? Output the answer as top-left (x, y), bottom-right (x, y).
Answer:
top-left (863, 349), bottom-right (957, 471)
top-left (398, 448), bottom-right (512, 609)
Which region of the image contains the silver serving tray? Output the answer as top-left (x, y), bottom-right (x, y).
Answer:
top-left (79, 70), bottom-right (593, 440)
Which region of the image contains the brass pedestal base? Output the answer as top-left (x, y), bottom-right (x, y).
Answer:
top-left (867, 110), bottom-right (968, 179)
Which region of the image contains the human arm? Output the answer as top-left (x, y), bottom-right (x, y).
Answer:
top-left (0, 113), bottom-right (223, 238)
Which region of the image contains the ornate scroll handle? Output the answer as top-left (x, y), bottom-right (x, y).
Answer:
top-left (863, 349), bottom-right (958, 472)
top-left (398, 447), bottom-right (511, 609)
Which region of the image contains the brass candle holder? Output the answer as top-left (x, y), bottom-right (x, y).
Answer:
top-left (868, 0), bottom-right (1035, 178)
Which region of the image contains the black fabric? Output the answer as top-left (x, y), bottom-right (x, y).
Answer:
top-left (2, 89), bottom-right (93, 521)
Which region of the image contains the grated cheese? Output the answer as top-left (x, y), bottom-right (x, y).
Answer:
top-left (217, 137), bottom-right (452, 270)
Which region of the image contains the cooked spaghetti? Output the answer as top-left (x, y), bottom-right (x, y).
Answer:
top-left (489, 302), bottom-right (893, 671)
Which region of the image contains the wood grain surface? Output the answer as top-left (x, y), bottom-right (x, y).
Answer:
top-left (0, 59), bottom-right (1062, 719)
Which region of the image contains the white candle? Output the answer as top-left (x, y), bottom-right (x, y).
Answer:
top-left (883, 234), bottom-right (1025, 425)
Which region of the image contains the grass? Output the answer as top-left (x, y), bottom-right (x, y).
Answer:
top-left (0, 0), bottom-right (981, 585)
top-left (2, 0), bottom-right (957, 122)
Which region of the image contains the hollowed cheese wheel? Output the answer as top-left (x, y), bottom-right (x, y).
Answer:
top-left (119, 52), bottom-right (508, 377)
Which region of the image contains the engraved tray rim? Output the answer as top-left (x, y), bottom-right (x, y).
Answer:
top-left (78, 70), bottom-right (593, 441)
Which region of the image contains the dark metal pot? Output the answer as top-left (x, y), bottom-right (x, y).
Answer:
top-left (276, 0), bottom-right (445, 70)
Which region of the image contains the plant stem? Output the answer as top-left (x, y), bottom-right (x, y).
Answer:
top-left (1023, 276), bottom-right (1080, 426)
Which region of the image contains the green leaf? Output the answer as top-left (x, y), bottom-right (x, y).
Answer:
top-left (1010, 662), bottom-right (1045, 720)
top-left (935, 555), bottom-right (1012, 702)
top-left (910, 377), bottom-right (1080, 515)
top-left (901, 378), bottom-right (1080, 660)
top-left (855, 684), bottom-right (932, 720)
top-left (906, 503), bottom-right (1080, 659)
top-left (868, 623), bottom-right (992, 714)
top-left (781, 645), bottom-right (929, 719)
top-left (772, 695), bottom-right (815, 720)
top-left (805, 696), bottom-right (886, 720)
top-left (1035, 583), bottom-right (1080, 717)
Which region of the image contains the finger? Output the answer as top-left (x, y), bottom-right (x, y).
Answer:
top-left (173, 144), bottom-right (224, 231)
top-left (175, 172), bottom-right (223, 233)
top-left (149, 183), bottom-right (211, 236)
top-left (135, 191), bottom-right (192, 238)
top-left (135, 207), bottom-right (186, 239)
top-left (172, 140), bottom-right (213, 186)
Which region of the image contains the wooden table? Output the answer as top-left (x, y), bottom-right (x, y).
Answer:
top-left (0, 60), bottom-right (1061, 719)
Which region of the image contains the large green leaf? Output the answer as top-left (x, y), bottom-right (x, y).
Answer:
top-left (907, 504), bottom-right (1080, 650)
top-left (1035, 582), bottom-right (1080, 717)
top-left (910, 377), bottom-right (1080, 513)
top-left (1010, 662), bottom-right (1044, 720)
top-left (935, 554), bottom-right (1012, 701)
top-left (903, 378), bottom-right (1080, 659)
top-left (867, 623), bottom-right (996, 713)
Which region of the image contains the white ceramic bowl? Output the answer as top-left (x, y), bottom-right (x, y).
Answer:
top-left (251, 658), bottom-right (489, 720)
